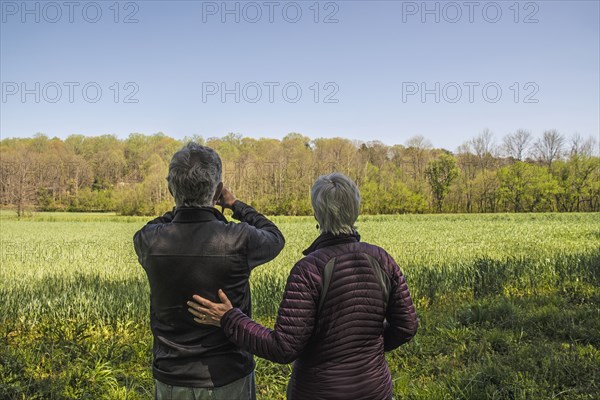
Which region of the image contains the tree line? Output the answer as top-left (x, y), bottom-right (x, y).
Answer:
top-left (0, 130), bottom-right (598, 216)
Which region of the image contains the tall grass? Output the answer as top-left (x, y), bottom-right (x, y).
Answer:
top-left (1, 212), bottom-right (599, 399)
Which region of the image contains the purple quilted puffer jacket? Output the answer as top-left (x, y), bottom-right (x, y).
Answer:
top-left (221, 233), bottom-right (418, 400)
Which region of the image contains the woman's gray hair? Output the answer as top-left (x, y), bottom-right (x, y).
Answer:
top-left (167, 142), bottom-right (222, 207)
top-left (311, 173), bottom-right (361, 235)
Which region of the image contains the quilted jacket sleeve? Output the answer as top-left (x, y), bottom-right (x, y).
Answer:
top-left (221, 261), bottom-right (318, 364)
top-left (382, 251), bottom-right (418, 351)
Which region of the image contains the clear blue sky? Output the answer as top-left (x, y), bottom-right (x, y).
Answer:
top-left (1, 0), bottom-right (599, 151)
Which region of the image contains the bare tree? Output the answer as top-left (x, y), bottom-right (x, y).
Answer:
top-left (404, 135), bottom-right (432, 180)
top-left (0, 154), bottom-right (39, 217)
top-left (569, 133), bottom-right (597, 158)
top-left (533, 130), bottom-right (564, 166)
top-left (456, 141), bottom-right (478, 177)
top-left (470, 129), bottom-right (496, 169)
top-left (405, 134), bottom-right (432, 150)
top-left (503, 129), bottom-right (532, 161)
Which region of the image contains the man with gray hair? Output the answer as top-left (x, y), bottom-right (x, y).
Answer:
top-left (134, 142), bottom-right (285, 399)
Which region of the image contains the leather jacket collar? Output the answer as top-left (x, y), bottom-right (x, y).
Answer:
top-left (172, 206), bottom-right (228, 223)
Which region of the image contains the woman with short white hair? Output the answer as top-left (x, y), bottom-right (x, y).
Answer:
top-left (188, 173), bottom-right (418, 400)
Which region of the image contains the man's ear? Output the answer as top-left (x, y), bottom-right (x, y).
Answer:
top-left (213, 182), bottom-right (224, 203)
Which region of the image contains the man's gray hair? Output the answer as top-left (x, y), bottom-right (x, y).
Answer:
top-left (311, 173), bottom-right (361, 235)
top-left (167, 142), bottom-right (222, 207)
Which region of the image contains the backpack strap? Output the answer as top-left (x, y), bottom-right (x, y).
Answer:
top-left (365, 254), bottom-right (391, 308)
top-left (317, 257), bottom-right (336, 317)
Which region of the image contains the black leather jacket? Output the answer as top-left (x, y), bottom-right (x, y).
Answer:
top-left (133, 201), bottom-right (285, 387)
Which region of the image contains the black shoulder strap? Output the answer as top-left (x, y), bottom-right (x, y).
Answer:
top-left (365, 254), bottom-right (391, 308)
top-left (317, 257), bottom-right (336, 316)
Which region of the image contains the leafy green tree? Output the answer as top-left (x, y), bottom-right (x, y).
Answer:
top-left (498, 162), bottom-right (558, 212)
top-left (553, 156), bottom-right (600, 211)
top-left (1, 132), bottom-right (598, 215)
top-left (425, 153), bottom-right (459, 212)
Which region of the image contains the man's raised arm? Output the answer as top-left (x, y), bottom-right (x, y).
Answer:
top-left (219, 187), bottom-right (285, 269)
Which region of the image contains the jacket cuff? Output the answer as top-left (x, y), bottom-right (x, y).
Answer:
top-left (231, 201), bottom-right (248, 220)
top-left (221, 307), bottom-right (244, 337)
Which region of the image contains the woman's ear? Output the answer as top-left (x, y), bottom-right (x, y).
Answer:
top-left (213, 182), bottom-right (224, 203)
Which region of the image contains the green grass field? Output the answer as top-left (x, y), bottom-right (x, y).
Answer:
top-left (1, 211), bottom-right (599, 399)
